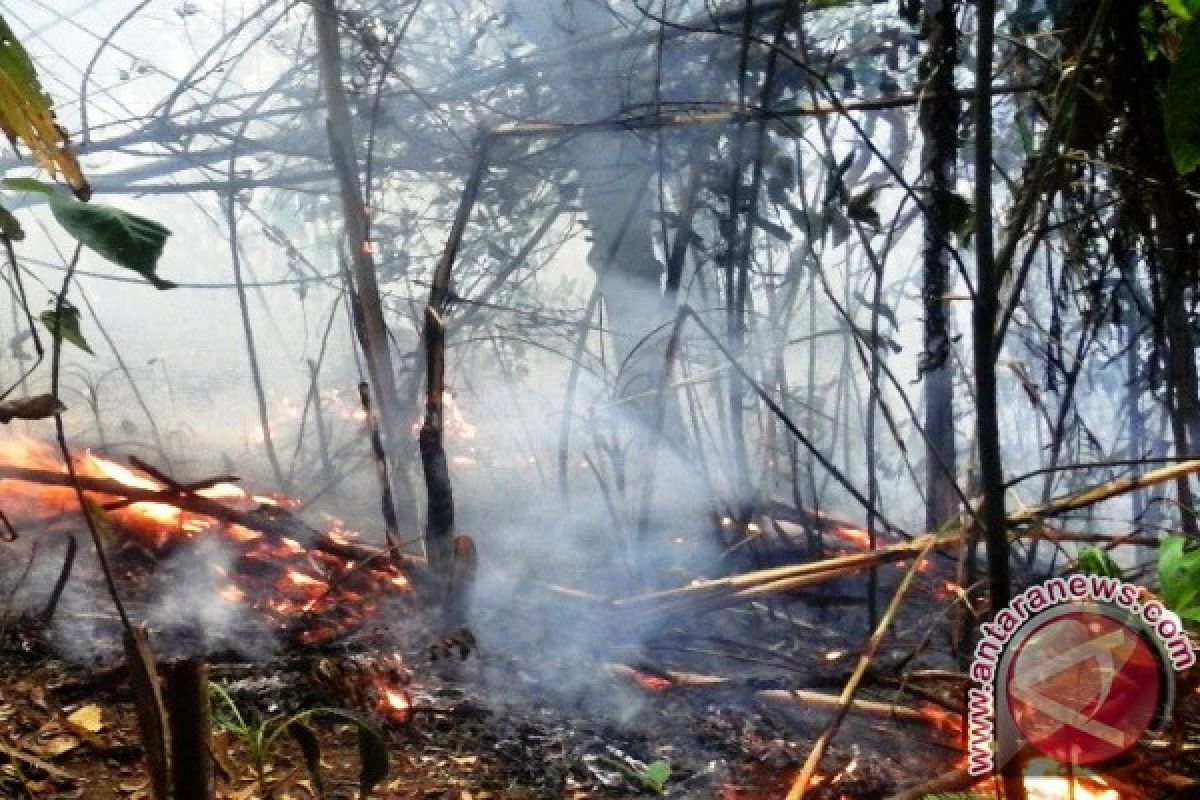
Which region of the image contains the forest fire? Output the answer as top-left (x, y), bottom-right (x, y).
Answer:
top-left (1022, 760), bottom-right (1119, 800)
top-left (0, 435), bottom-right (413, 647)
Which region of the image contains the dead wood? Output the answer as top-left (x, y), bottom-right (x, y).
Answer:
top-left (419, 307), bottom-right (456, 608)
top-left (0, 464), bottom-right (305, 540)
top-left (618, 458), bottom-right (1200, 616)
top-left (358, 380), bottom-right (402, 553)
top-left (785, 541), bottom-right (934, 800)
top-left (0, 740), bottom-right (76, 781)
top-left (163, 657), bottom-right (214, 800)
top-left (604, 663), bottom-right (958, 727)
top-left (124, 626), bottom-right (170, 800)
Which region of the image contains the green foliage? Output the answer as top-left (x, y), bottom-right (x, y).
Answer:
top-left (1165, 20), bottom-right (1200, 174)
top-left (938, 190), bottom-right (974, 245)
top-left (599, 755), bottom-right (671, 795)
top-left (845, 187), bottom-right (881, 230)
top-left (1158, 535), bottom-right (1200, 621)
top-left (39, 304), bottom-right (92, 355)
top-left (0, 203), bottom-right (22, 240)
top-left (208, 682), bottom-right (390, 800)
top-left (638, 760), bottom-right (671, 794)
top-left (48, 196), bottom-right (174, 289)
top-left (1076, 546), bottom-right (1123, 579)
top-left (1, 177), bottom-right (173, 288)
top-left (1165, 0), bottom-right (1200, 21)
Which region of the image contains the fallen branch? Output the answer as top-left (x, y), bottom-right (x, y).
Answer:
top-left (785, 540), bottom-right (934, 800)
top-left (617, 458), bottom-right (1200, 616)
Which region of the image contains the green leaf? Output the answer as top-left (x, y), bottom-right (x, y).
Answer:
top-left (286, 721), bottom-right (325, 797)
top-left (939, 190), bottom-right (974, 245)
top-left (0, 203), bottom-right (21, 240)
top-left (846, 187), bottom-right (881, 229)
top-left (1165, 0), bottom-right (1200, 21)
top-left (1165, 20), bottom-right (1200, 174)
top-left (355, 721), bottom-right (389, 799)
top-left (40, 304), bottom-right (93, 354)
top-left (0, 176), bottom-right (53, 195)
top-left (639, 760), bottom-right (671, 794)
top-left (302, 709), bottom-right (389, 799)
top-left (47, 195), bottom-right (175, 288)
top-left (1077, 546), bottom-right (1123, 579)
top-left (1158, 535), bottom-right (1200, 614)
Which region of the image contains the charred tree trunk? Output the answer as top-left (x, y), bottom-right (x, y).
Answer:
top-left (419, 308), bottom-right (456, 607)
top-left (973, 3), bottom-right (1021, 797)
top-left (918, 0), bottom-right (960, 534)
top-left (163, 658), bottom-right (214, 800)
top-left (310, 0), bottom-right (417, 535)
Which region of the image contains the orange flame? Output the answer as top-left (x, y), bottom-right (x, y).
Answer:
top-left (1023, 759), bottom-right (1119, 800)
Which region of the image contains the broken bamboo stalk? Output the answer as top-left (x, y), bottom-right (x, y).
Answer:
top-left (618, 457), bottom-right (1200, 614)
top-left (785, 540), bottom-right (934, 800)
top-left (604, 663), bottom-right (960, 727)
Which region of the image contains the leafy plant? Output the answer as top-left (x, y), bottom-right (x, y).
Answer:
top-left (1076, 546), bottom-right (1123, 579)
top-left (1078, 536), bottom-right (1200, 622)
top-left (208, 682), bottom-right (390, 800)
top-left (1165, 18), bottom-right (1200, 174)
top-left (598, 754), bottom-right (672, 796)
top-left (1158, 535), bottom-right (1200, 622)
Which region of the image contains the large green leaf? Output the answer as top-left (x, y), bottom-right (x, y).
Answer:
top-left (1165, 0), bottom-right (1200, 21)
top-left (40, 304), bottom-right (93, 354)
top-left (639, 760), bottom-right (671, 794)
top-left (1166, 20), bottom-right (1200, 175)
top-left (47, 195), bottom-right (174, 288)
top-left (1158, 535), bottom-right (1200, 619)
top-left (1077, 546), bottom-right (1123, 579)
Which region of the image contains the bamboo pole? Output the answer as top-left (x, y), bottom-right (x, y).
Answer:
top-left (785, 540), bottom-right (934, 800)
top-left (616, 458), bottom-right (1200, 615)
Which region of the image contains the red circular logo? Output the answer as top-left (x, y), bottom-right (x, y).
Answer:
top-left (1005, 610), bottom-right (1163, 765)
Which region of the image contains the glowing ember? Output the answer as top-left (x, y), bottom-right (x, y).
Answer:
top-left (831, 525), bottom-right (870, 548)
top-left (376, 686), bottom-right (412, 721)
top-left (631, 671), bottom-right (673, 692)
top-left (1023, 760), bottom-right (1118, 800)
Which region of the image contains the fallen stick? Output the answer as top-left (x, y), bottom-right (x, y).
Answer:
top-left (0, 740), bottom-right (76, 780)
top-left (888, 766), bottom-right (983, 800)
top-left (785, 541), bottom-right (934, 800)
top-left (619, 458), bottom-right (1200, 615)
top-left (604, 664), bottom-right (960, 727)
top-left (756, 689), bottom-right (956, 727)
